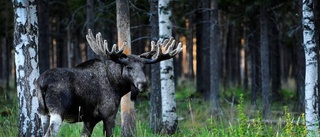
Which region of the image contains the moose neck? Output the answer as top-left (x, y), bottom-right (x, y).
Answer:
top-left (104, 60), bottom-right (131, 97)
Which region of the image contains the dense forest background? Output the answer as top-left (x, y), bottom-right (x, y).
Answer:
top-left (1, 0), bottom-right (319, 115)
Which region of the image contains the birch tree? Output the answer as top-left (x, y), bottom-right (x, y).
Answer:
top-left (159, 0), bottom-right (178, 134)
top-left (12, 0), bottom-right (41, 136)
top-left (302, 0), bottom-right (319, 135)
top-left (117, 0), bottom-right (136, 136)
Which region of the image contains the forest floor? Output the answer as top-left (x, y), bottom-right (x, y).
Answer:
top-left (0, 81), bottom-right (310, 137)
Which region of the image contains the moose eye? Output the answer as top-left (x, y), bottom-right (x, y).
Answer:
top-left (126, 66), bottom-right (133, 70)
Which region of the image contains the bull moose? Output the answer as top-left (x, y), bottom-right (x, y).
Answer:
top-left (36, 29), bottom-right (182, 137)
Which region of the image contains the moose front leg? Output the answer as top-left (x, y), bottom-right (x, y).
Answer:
top-left (44, 113), bottom-right (63, 137)
top-left (40, 114), bottom-right (50, 135)
top-left (81, 120), bottom-right (99, 137)
top-left (102, 115), bottom-right (116, 137)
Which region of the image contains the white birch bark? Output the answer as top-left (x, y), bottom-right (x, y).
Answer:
top-left (159, 0), bottom-right (178, 134)
top-left (302, 0), bottom-right (319, 136)
top-left (12, 0), bottom-right (41, 136)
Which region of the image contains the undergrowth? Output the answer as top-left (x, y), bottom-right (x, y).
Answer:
top-left (0, 85), bottom-right (310, 137)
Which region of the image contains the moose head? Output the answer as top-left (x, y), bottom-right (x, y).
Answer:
top-left (85, 29), bottom-right (182, 100)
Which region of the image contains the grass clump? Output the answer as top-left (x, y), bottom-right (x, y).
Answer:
top-left (280, 106), bottom-right (308, 137)
top-left (0, 105), bottom-right (18, 137)
top-left (252, 111), bottom-right (263, 137)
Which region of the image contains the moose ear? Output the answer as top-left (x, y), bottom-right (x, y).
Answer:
top-left (130, 85), bottom-right (139, 101)
top-left (113, 54), bottom-right (128, 64)
top-left (120, 53), bottom-right (127, 59)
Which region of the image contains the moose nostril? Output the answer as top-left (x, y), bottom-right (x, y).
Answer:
top-left (137, 82), bottom-right (148, 92)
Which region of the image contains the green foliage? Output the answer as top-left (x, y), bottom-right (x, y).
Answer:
top-left (283, 108), bottom-right (307, 137)
top-left (237, 94), bottom-right (248, 137)
top-left (176, 82), bottom-right (197, 100)
top-left (0, 104), bottom-right (18, 137)
top-left (300, 113), bottom-right (307, 136)
top-left (284, 106), bottom-right (293, 136)
top-left (252, 111), bottom-right (263, 137)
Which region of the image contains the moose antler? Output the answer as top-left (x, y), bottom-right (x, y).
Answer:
top-left (140, 37), bottom-right (183, 64)
top-left (86, 29), bottom-right (126, 61)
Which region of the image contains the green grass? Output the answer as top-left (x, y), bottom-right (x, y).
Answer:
top-left (0, 98), bottom-right (18, 137)
top-left (0, 84), bottom-right (310, 137)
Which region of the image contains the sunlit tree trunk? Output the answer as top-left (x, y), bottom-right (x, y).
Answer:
top-left (117, 0), bottom-right (136, 137)
top-left (12, 0), bottom-right (41, 136)
top-left (302, 0), bottom-right (319, 135)
top-left (149, 0), bottom-right (162, 133)
top-left (159, 0), bottom-right (178, 134)
top-left (187, 9), bottom-right (195, 79)
top-left (242, 19), bottom-right (249, 92)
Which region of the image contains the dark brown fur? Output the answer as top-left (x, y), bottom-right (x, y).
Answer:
top-left (36, 55), bottom-right (147, 137)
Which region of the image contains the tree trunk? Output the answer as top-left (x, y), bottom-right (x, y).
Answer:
top-left (117, 0), bottom-right (136, 137)
top-left (12, 0), bottom-right (42, 136)
top-left (56, 12), bottom-right (66, 68)
top-left (3, 0), bottom-right (12, 100)
top-left (1, 38), bottom-right (7, 99)
top-left (196, 0), bottom-right (211, 100)
top-left (314, 0), bottom-right (320, 121)
top-left (260, 4), bottom-right (271, 119)
top-left (296, 30), bottom-right (305, 112)
top-left (67, 26), bottom-right (74, 68)
top-left (174, 36), bottom-right (182, 83)
top-left (195, 8), bottom-right (204, 98)
top-left (38, 0), bottom-right (50, 74)
top-left (186, 12), bottom-right (194, 79)
top-left (86, 0), bottom-right (95, 60)
top-left (249, 25), bottom-right (259, 105)
top-left (209, 0), bottom-right (221, 116)
top-left (302, 0), bottom-right (319, 135)
top-left (149, 0), bottom-right (162, 133)
top-left (226, 22), bottom-right (241, 87)
top-left (0, 38), bottom-right (2, 80)
top-left (242, 22), bottom-right (249, 92)
top-left (269, 18), bottom-right (282, 102)
top-left (159, 0), bottom-right (178, 134)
